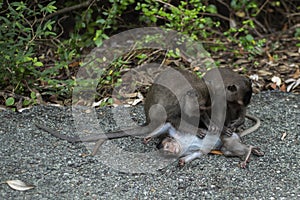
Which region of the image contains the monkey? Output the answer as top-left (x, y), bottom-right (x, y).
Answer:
top-left (35, 67), bottom-right (259, 156)
top-left (35, 67), bottom-right (213, 155)
top-left (143, 118), bottom-right (264, 168)
top-left (203, 67), bottom-right (253, 134)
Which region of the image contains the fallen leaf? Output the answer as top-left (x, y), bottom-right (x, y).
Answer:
top-left (210, 150), bottom-right (223, 155)
top-left (281, 132), bottom-right (287, 140)
top-left (280, 83), bottom-right (286, 92)
top-left (68, 61), bottom-right (81, 68)
top-left (292, 69), bottom-right (300, 79)
top-left (270, 83), bottom-right (277, 90)
top-left (285, 78), bottom-right (300, 92)
top-left (266, 51), bottom-right (274, 62)
top-left (257, 70), bottom-right (273, 76)
top-left (249, 74), bottom-right (259, 81)
top-left (5, 180), bottom-right (35, 191)
top-left (271, 76), bottom-right (282, 86)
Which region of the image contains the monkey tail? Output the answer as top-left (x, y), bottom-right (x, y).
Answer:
top-left (239, 114), bottom-right (261, 137)
top-left (35, 123), bottom-right (155, 143)
top-left (35, 123), bottom-right (81, 143)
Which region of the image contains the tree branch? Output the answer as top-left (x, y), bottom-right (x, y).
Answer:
top-left (40, 0), bottom-right (95, 22)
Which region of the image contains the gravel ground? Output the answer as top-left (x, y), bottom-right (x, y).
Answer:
top-left (1, 91), bottom-right (299, 199)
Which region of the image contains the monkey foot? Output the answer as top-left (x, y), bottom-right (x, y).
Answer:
top-left (252, 148), bottom-right (264, 156)
top-left (239, 161), bottom-right (247, 168)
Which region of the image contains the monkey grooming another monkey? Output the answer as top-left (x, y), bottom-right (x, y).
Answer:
top-left (143, 119), bottom-right (264, 168)
top-left (36, 67), bottom-right (261, 159)
top-left (35, 67), bottom-right (213, 154)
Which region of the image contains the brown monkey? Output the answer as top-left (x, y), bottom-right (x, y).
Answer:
top-left (35, 67), bottom-right (212, 154)
top-left (143, 118), bottom-right (263, 168)
top-left (36, 67), bottom-right (258, 157)
top-left (203, 67), bottom-right (253, 133)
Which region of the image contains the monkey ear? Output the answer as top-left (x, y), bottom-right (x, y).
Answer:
top-left (227, 84), bottom-right (237, 92)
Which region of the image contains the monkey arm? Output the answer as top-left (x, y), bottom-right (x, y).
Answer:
top-left (178, 151), bottom-right (204, 166)
top-left (228, 107), bottom-right (246, 130)
top-left (143, 122), bottom-right (177, 143)
top-left (200, 111), bottom-right (233, 137)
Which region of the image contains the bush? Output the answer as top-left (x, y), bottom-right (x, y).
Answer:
top-left (0, 1), bottom-right (57, 94)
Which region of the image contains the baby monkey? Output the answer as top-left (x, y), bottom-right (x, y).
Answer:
top-left (143, 122), bottom-right (264, 168)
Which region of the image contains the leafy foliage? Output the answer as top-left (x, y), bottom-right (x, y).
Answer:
top-left (0, 0), bottom-right (299, 109)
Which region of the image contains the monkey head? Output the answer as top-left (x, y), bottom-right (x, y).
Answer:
top-left (225, 78), bottom-right (252, 106)
top-left (159, 137), bottom-right (182, 156)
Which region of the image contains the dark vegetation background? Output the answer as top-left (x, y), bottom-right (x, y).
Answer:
top-left (1, 0), bottom-right (299, 111)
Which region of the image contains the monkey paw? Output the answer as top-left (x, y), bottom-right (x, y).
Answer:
top-left (196, 128), bottom-right (207, 138)
top-left (223, 127), bottom-right (233, 137)
top-left (178, 159), bottom-right (186, 167)
top-left (143, 137), bottom-right (151, 144)
top-left (239, 161), bottom-right (247, 168)
top-left (252, 148), bottom-right (264, 156)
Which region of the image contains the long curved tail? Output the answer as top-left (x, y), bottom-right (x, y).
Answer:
top-left (35, 123), bottom-right (154, 143)
top-left (239, 114), bottom-right (261, 137)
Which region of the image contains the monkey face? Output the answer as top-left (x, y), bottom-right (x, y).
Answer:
top-left (160, 137), bottom-right (181, 156)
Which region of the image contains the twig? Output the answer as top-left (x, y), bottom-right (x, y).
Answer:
top-left (37, 0), bottom-right (95, 23)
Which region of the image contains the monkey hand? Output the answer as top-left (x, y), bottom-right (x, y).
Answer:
top-left (229, 118), bottom-right (244, 130)
top-left (222, 127), bottom-right (234, 137)
top-left (143, 137), bottom-right (152, 144)
top-left (178, 158), bottom-right (186, 167)
top-left (196, 128), bottom-right (207, 138)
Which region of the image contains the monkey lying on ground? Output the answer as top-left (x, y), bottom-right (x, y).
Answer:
top-left (143, 118), bottom-right (264, 168)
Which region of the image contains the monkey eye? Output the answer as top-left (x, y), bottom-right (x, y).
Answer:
top-left (164, 144), bottom-right (169, 149)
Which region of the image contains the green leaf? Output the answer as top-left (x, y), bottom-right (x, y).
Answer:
top-left (206, 5), bottom-right (217, 14)
top-left (34, 62), bottom-right (43, 67)
top-left (30, 92), bottom-right (36, 99)
top-left (6, 97), bottom-right (15, 106)
top-left (23, 99), bottom-right (31, 106)
top-left (245, 34), bottom-right (254, 42)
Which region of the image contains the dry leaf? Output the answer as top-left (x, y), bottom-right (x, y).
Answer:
top-left (257, 70), bottom-right (273, 76)
top-left (249, 74), bottom-right (259, 81)
top-left (5, 180), bottom-right (35, 191)
top-left (210, 150), bottom-right (223, 155)
top-left (270, 83), bottom-right (277, 90)
top-left (271, 76), bottom-right (282, 86)
top-left (285, 78), bottom-right (300, 92)
top-left (266, 51), bottom-right (274, 62)
top-left (280, 83), bottom-right (286, 92)
top-left (235, 11), bottom-right (245, 18)
top-left (292, 69), bottom-right (300, 79)
top-left (281, 132), bottom-right (287, 140)
top-left (84, 109), bottom-right (92, 114)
